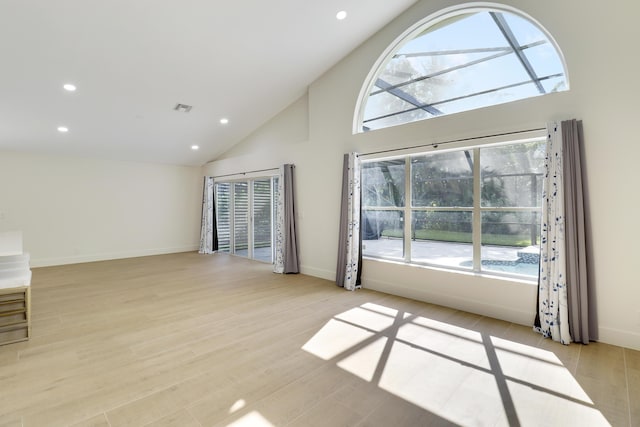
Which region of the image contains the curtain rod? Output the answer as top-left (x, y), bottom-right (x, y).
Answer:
top-left (212, 166), bottom-right (291, 179)
top-left (359, 127), bottom-right (546, 157)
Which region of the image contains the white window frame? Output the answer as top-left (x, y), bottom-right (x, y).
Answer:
top-left (361, 130), bottom-right (545, 281)
top-left (353, 2), bottom-right (569, 133)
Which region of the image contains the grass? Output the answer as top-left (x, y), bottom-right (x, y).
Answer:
top-left (380, 229), bottom-right (533, 247)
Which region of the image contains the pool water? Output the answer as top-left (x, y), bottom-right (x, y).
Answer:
top-left (459, 260), bottom-right (539, 278)
top-left (482, 262), bottom-right (539, 277)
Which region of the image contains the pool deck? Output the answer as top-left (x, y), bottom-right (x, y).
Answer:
top-left (363, 238), bottom-right (539, 273)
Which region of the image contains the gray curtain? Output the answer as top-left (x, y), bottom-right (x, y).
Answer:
top-left (283, 164), bottom-right (299, 273)
top-left (562, 119), bottom-right (597, 344)
top-left (336, 153), bottom-right (362, 290)
top-left (274, 164), bottom-right (299, 273)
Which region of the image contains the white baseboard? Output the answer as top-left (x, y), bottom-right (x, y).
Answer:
top-left (30, 245), bottom-right (199, 268)
top-left (597, 326), bottom-right (640, 351)
top-left (300, 264), bottom-right (335, 281)
top-left (366, 276), bottom-right (640, 351)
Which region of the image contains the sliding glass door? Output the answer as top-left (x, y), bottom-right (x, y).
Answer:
top-left (252, 179), bottom-right (273, 262)
top-left (233, 182), bottom-right (249, 257)
top-left (214, 177), bottom-right (277, 263)
top-left (216, 183), bottom-right (231, 252)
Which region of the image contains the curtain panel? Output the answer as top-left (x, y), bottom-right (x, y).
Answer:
top-left (562, 119), bottom-right (597, 344)
top-left (274, 164), bottom-right (300, 274)
top-left (535, 123), bottom-right (571, 344)
top-left (535, 120), bottom-right (596, 344)
top-left (199, 176), bottom-right (218, 254)
top-left (336, 153), bottom-right (362, 291)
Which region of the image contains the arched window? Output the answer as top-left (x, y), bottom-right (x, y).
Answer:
top-left (355, 4), bottom-right (568, 132)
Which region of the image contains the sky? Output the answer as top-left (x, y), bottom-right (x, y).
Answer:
top-left (364, 10), bottom-right (567, 130)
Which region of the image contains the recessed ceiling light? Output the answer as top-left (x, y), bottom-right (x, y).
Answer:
top-left (57, 126), bottom-right (69, 133)
top-left (336, 10), bottom-right (347, 20)
top-left (63, 83), bottom-right (76, 92)
top-left (191, 145), bottom-right (199, 150)
top-left (220, 118), bottom-right (229, 125)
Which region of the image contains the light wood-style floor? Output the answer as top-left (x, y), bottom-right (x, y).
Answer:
top-left (0, 252), bottom-right (638, 427)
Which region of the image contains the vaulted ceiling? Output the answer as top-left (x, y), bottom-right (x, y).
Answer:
top-left (0, 0), bottom-right (417, 165)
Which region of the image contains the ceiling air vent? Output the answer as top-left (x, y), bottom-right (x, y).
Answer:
top-left (174, 103), bottom-right (193, 113)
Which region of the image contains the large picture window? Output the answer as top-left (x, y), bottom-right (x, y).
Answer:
top-left (362, 139), bottom-right (545, 280)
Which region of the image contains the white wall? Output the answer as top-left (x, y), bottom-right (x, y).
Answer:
top-left (204, 0), bottom-right (640, 350)
top-left (0, 151), bottom-right (203, 267)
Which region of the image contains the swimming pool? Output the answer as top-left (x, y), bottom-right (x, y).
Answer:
top-left (459, 259), bottom-right (539, 278)
top-left (481, 261), bottom-right (539, 277)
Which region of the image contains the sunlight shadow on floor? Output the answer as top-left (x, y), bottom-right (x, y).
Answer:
top-left (225, 411), bottom-right (274, 427)
top-left (302, 302), bottom-right (610, 426)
